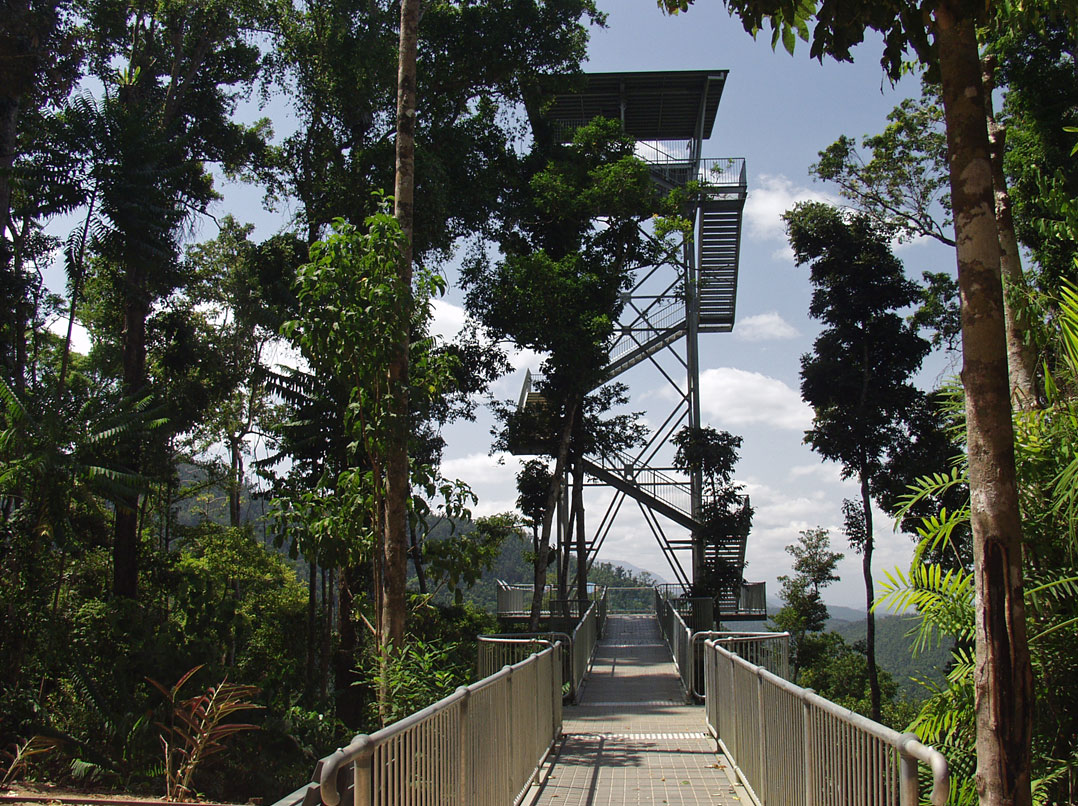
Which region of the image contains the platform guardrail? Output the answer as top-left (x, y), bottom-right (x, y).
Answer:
top-left (704, 638), bottom-right (948, 806)
top-left (272, 644), bottom-right (563, 806)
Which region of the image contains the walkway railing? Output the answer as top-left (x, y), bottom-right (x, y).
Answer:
top-left (275, 643), bottom-right (563, 806)
top-left (704, 638), bottom-right (949, 806)
top-left (479, 590), bottom-right (607, 702)
top-left (494, 581), bottom-right (605, 620)
top-left (656, 588), bottom-right (790, 698)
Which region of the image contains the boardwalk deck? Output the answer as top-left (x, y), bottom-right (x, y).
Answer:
top-left (529, 615), bottom-right (745, 806)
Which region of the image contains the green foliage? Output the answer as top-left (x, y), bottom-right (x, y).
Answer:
top-left (422, 513), bottom-right (521, 604)
top-left (672, 427), bottom-right (753, 597)
top-left (772, 527), bottom-right (842, 672)
top-left (365, 640), bottom-right (467, 727)
top-left (812, 81), bottom-right (952, 247)
top-left (786, 202), bottom-right (929, 485)
top-left (797, 632), bottom-right (917, 730)
top-left (878, 280), bottom-right (1078, 800)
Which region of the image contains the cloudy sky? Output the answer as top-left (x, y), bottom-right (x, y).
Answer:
top-left (48, 0), bottom-right (959, 611)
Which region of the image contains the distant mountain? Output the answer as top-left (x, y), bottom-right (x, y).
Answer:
top-left (833, 615), bottom-right (951, 698)
top-left (601, 559), bottom-right (669, 585)
top-left (762, 596), bottom-right (880, 624)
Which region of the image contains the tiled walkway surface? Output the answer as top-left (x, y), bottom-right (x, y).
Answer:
top-left (530, 615), bottom-right (744, 805)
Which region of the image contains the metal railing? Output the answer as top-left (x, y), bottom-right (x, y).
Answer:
top-left (655, 589), bottom-right (789, 698)
top-left (480, 590), bottom-right (607, 702)
top-left (496, 582), bottom-right (542, 615)
top-left (656, 587), bottom-right (696, 697)
top-left (704, 639), bottom-right (949, 806)
top-left (607, 296), bottom-right (686, 367)
top-left (275, 644), bottom-right (563, 806)
top-left (591, 448), bottom-right (693, 517)
top-left (494, 582), bottom-right (604, 619)
top-left (604, 585), bottom-right (660, 614)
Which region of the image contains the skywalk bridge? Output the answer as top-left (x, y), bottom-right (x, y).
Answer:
top-left (275, 589), bottom-right (948, 806)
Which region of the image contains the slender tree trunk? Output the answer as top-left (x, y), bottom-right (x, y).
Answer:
top-left (0, 95), bottom-right (18, 253)
top-left (306, 561), bottom-right (317, 703)
top-left (531, 525), bottom-right (550, 630)
top-left (573, 459), bottom-right (587, 610)
top-left (320, 566), bottom-right (331, 702)
top-left (58, 191), bottom-right (96, 401)
top-left (981, 55), bottom-right (1037, 411)
top-left (935, 7), bottom-right (1034, 805)
top-left (409, 521), bottom-right (427, 595)
top-left (114, 285), bottom-right (149, 599)
top-left (228, 438), bottom-right (243, 528)
top-left (529, 397), bottom-right (578, 630)
top-left (859, 472), bottom-right (881, 722)
top-left (383, 0), bottom-right (421, 651)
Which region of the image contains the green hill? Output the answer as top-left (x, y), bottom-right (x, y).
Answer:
top-left (832, 615), bottom-right (953, 697)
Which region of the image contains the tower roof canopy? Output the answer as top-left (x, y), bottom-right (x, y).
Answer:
top-left (545, 70), bottom-right (728, 142)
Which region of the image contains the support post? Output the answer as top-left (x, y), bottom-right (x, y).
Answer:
top-left (457, 686), bottom-right (470, 805)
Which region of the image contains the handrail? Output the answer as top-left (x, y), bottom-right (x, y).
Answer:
top-left (704, 639), bottom-right (949, 806)
top-left (655, 589), bottom-right (790, 698)
top-left (655, 587), bottom-right (695, 698)
top-left (298, 643), bottom-right (562, 806)
top-left (480, 588), bottom-right (607, 703)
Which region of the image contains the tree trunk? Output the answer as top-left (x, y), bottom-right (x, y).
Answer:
top-left (113, 286), bottom-right (149, 599)
top-left (320, 566), bottom-right (331, 702)
top-left (228, 437), bottom-right (243, 528)
top-left (306, 561), bottom-right (317, 704)
top-left (981, 55), bottom-right (1037, 411)
top-left (859, 472), bottom-right (881, 722)
top-left (383, 0), bottom-right (422, 651)
top-left (529, 397), bottom-right (578, 631)
top-left (335, 565), bottom-right (366, 728)
top-left (935, 7), bottom-right (1034, 805)
top-left (573, 459), bottom-right (588, 610)
top-left (409, 520), bottom-right (427, 595)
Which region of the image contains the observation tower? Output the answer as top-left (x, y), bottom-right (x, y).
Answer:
top-left (515, 70), bottom-right (763, 618)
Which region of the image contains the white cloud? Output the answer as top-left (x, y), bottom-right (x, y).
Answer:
top-left (47, 317), bottom-right (91, 355)
top-left (743, 173), bottom-right (837, 245)
top-left (788, 462), bottom-right (846, 484)
top-left (735, 311), bottom-right (799, 342)
top-left (430, 298), bottom-right (467, 341)
top-left (440, 451), bottom-right (524, 486)
top-left (696, 367), bottom-right (812, 431)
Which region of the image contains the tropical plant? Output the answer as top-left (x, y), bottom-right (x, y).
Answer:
top-left (2, 735), bottom-right (59, 784)
top-left (148, 666), bottom-right (261, 802)
top-left (878, 282), bottom-right (1078, 803)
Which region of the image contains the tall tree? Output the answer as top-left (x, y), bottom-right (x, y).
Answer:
top-left (772, 527), bottom-right (843, 675)
top-left (814, 79), bottom-right (1037, 406)
top-left (785, 201), bottom-right (929, 721)
top-left (73, 0), bottom-right (264, 598)
top-left (384, 0), bottom-right (420, 651)
top-left (659, 1), bottom-right (1048, 799)
top-left (671, 426), bottom-right (753, 597)
top-left (463, 117), bottom-right (661, 628)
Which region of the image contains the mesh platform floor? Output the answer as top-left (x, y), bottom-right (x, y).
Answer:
top-left (528, 615), bottom-right (745, 805)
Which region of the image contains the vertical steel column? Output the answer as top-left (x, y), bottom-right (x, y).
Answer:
top-left (686, 78), bottom-right (710, 588)
top-left (686, 204), bottom-right (704, 584)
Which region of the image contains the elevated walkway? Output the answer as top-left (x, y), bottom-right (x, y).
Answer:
top-left (277, 591), bottom-right (948, 806)
top-left (532, 615), bottom-right (743, 805)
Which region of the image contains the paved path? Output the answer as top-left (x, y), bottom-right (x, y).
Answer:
top-left (530, 615), bottom-right (744, 806)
